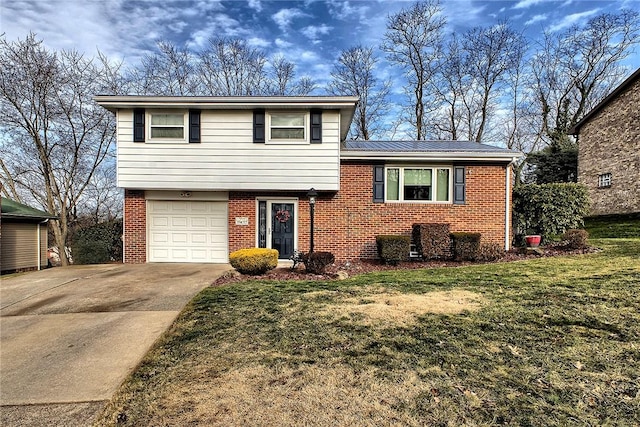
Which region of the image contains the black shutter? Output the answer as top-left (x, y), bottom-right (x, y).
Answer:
top-left (454, 166), bottom-right (466, 204)
top-left (133, 109), bottom-right (145, 142)
top-left (189, 110), bottom-right (201, 143)
top-left (373, 165), bottom-right (385, 203)
top-left (310, 109), bottom-right (322, 143)
top-left (253, 110), bottom-right (265, 143)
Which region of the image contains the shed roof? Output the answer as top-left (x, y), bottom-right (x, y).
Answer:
top-left (341, 140), bottom-right (521, 162)
top-left (1, 197), bottom-right (57, 221)
top-left (568, 67), bottom-right (640, 135)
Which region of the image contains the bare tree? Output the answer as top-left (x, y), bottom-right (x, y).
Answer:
top-left (462, 22), bottom-right (527, 142)
top-left (0, 33), bottom-right (120, 265)
top-left (327, 46), bottom-right (391, 140)
top-left (198, 38), bottom-right (268, 96)
top-left (531, 9), bottom-right (639, 147)
top-left (268, 54), bottom-right (316, 96)
top-left (382, 0), bottom-right (446, 140)
top-left (128, 41), bottom-right (199, 95)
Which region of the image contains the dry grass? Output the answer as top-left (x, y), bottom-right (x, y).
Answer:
top-left (315, 288), bottom-right (485, 326)
top-left (95, 238), bottom-right (640, 426)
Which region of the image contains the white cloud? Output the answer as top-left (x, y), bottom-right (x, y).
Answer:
top-left (272, 8), bottom-right (308, 31)
top-left (247, 37), bottom-right (271, 48)
top-left (525, 14), bottom-right (548, 26)
top-left (275, 38), bottom-right (293, 49)
top-left (548, 9), bottom-right (599, 32)
top-left (513, 0), bottom-right (546, 9)
top-left (301, 24), bottom-right (333, 42)
top-left (248, 0), bottom-right (262, 12)
top-left (326, 0), bottom-right (369, 20)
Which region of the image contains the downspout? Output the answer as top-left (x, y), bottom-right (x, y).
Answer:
top-left (504, 158), bottom-right (517, 251)
top-left (37, 219), bottom-right (50, 270)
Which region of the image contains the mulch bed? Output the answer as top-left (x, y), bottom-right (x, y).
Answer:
top-left (213, 244), bottom-right (600, 286)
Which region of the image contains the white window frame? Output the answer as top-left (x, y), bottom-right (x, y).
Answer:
top-left (385, 165), bottom-right (453, 203)
top-left (147, 110), bottom-right (187, 143)
top-left (266, 111), bottom-right (309, 144)
top-left (598, 173), bottom-right (612, 188)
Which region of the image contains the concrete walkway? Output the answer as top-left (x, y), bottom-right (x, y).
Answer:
top-left (0, 263), bottom-right (230, 426)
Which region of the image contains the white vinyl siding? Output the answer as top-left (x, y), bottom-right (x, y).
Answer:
top-left (147, 200), bottom-right (228, 263)
top-left (117, 110), bottom-right (341, 191)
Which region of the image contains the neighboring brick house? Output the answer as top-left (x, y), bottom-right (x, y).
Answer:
top-left (96, 96), bottom-right (521, 263)
top-left (569, 67), bottom-right (640, 216)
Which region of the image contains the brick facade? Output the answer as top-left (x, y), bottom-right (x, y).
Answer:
top-left (229, 162), bottom-right (509, 261)
top-left (577, 73), bottom-right (640, 216)
top-left (123, 189), bottom-right (146, 263)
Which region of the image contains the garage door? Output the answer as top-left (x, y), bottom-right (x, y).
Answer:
top-left (147, 200), bottom-right (228, 263)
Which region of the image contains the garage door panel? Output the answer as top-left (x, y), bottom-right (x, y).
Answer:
top-left (148, 200), bottom-right (228, 263)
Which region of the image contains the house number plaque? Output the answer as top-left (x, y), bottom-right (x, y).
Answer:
top-left (235, 217), bottom-right (249, 226)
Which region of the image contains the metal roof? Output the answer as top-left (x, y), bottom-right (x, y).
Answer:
top-left (341, 140), bottom-right (521, 161)
top-left (1, 197), bottom-right (58, 221)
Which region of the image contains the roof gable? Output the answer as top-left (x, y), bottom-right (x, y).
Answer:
top-left (568, 67), bottom-right (640, 135)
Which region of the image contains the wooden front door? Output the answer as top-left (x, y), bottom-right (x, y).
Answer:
top-left (271, 202), bottom-right (294, 259)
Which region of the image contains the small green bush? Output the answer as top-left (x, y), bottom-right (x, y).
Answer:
top-left (376, 235), bottom-right (410, 265)
top-left (412, 223), bottom-right (451, 259)
top-left (303, 251), bottom-right (335, 274)
top-left (451, 232), bottom-right (481, 261)
top-left (71, 219), bottom-right (123, 264)
top-left (513, 183), bottom-right (590, 243)
top-left (562, 229), bottom-right (589, 250)
top-left (229, 248), bottom-right (278, 275)
top-left (475, 242), bottom-right (506, 262)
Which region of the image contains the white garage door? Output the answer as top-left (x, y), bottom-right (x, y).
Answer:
top-left (147, 200), bottom-right (228, 263)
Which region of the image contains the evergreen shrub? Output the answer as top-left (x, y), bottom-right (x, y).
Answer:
top-left (451, 232), bottom-right (481, 261)
top-left (376, 235), bottom-right (410, 265)
top-left (229, 248), bottom-right (278, 275)
top-left (412, 223), bottom-right (451, 259)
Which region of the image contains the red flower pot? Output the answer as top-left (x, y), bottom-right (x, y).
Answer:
top-left (525, 235), bottom-right (541, 248)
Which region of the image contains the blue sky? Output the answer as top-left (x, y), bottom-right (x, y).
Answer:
top-left (2, 0), bottom-right (639, 91)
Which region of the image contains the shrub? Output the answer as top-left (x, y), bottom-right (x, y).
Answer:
top-left (71, 219), bottom-right (123, 264)
top-left (412, 223), bottom-right (451, 259)
top-left (303, 251), bottom-right (335, 274)
top-left (376, 235), bottom-right (410, 265)
top-left (451, 232), bottom-right (481, 261)
top-left (476, 242), bottom-right (506, 262)
top-left (562, 229), bottom-right (589, 250)
top-left (513, 183), bottom-right (590, 243)
top-left (229, 248), bottom-right (278, 275)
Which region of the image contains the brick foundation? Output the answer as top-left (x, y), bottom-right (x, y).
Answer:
top-left (229, 162), bottom-right (510, 261)
top-left (123, 189), bottom-right (146, 263)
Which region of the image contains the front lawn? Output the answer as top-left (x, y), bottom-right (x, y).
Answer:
top-left (95, 239), bottom-right (640, 426)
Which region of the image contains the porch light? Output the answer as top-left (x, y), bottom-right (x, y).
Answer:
top-left (306, 188), bottom-right (318, 253)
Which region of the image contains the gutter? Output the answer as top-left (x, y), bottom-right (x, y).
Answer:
top-left (505, 157), bottom-right (519, 251)
top-left (340, 151), bottom-right (520, 162)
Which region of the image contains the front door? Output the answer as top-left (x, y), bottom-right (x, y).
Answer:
top-left (271, 202), bottom-right (295, 259)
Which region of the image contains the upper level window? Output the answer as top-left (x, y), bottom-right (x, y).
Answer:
top-left (386, 166), bottom-right (451, 202)
top-left (269, 112), bottom-right (306, 142)
top-left (150, 113), bottom-right (185, 140)
top-left (598, 173), bottom-right (612, 188)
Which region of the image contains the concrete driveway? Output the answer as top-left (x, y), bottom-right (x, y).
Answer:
top-left (0, 263), bottom-right (230, 426)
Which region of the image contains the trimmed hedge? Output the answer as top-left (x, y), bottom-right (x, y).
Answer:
top-left (412, 223), bottom-right (451, 259)
top-left (562, 229), bottom-right (589, 250)
top-left (229, 248), bottom-right (278, 275)
top-left (376, 235), bottom-right (410, 265)
top-left (451, 232), bottom-right (481, 261)
top-left (476, 242), bottom-right (505, 262)
top-left (303, 251), bottom-right (335, 274)
top-left (513, 183), bottom-right (590, 243)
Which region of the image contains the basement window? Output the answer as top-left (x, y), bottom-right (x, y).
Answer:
top-left (598, 173), bottom-right (612, 188)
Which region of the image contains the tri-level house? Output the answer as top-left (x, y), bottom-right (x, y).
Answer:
top-left (95, 96), bottom-right (521, 264)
